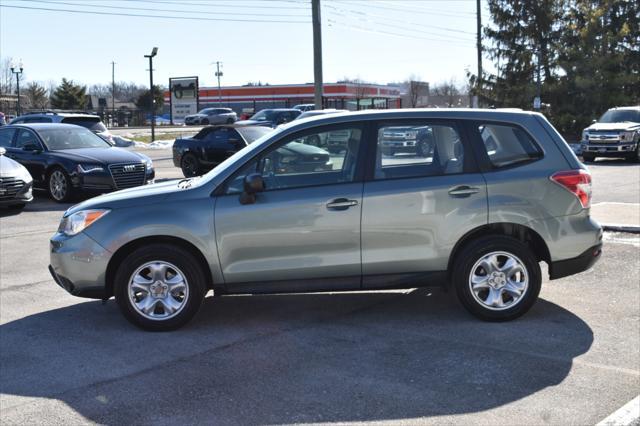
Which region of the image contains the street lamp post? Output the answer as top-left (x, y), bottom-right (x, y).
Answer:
top-left (10, 62), bottom-right (24, 116)
top-left (215, 61), bottom-right (223, 105)
top-left (144, 47), bottom-right (158, 142)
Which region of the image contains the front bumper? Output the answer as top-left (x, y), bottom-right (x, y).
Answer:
top-left (49, 231), bottom-right (112, 299)
top-left (582, 141), bottom-right (637, 157)
top-left (71, 168), bottom-right (155, 192)
top-left (549, 243), bottom-right (603, 280)
top-left (0, 181), bottom-right (33, 206)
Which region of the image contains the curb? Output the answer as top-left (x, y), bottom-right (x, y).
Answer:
top-left (602, 223), bottom-right (640, 234)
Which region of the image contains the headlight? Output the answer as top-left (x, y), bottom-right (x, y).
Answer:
top-left (144, 158), bottom-right (153, 169)
top-left (406, 130), bottom-right (418, 139)
top-left (58, 209), bottom-right (110, 236)
top-left (16, 165), bottom-right (32, 183)
top-left (620, 131), bottom-right (637, 142)
top-left (77, 164), bottom-right (104, 173)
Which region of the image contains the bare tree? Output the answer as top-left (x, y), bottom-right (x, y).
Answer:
top-left (404, 75), bottom-right (429, 108)
top-left (432, 78), bottom-right (462, 107)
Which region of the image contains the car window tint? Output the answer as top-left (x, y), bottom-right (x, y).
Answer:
top-left (206, 128), bottom-right (230, 142)
top-left (0, 128), bottom-right (17, 147)
top-left (61, 117), bottom-right (107, 132)
top-left (15, 129), bottom-right (41, 149)
top-left (478, 124), bottom-right (542, 168)
top-left (225, 127), bottom-right (362, 194)
top-left (24, 117), bottom-right (52, 123)
top-left (374, 123), bottom-right (464, 180)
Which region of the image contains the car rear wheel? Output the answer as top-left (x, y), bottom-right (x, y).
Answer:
top-left (226, 118), bottom-right (234, 124)
top-left (453, 236), bottom-right (541, 321)
top-left (114, 244), bottom-right (207, 331)
top-left (181, 153), bottom-right (201, 177)
top-left (48, 168), bottom-right (73, 203)
top-left (202, 119), bottom-right (209, 125)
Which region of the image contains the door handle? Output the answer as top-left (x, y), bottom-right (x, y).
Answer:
top-left (326, 198), bottom-right (358, 210)
top-left (448, 185), bottom-right (480, 197)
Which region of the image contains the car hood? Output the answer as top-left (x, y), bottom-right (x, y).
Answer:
top-left (0, 155), bottom-right (32, 181)
top-left (51, 147), bottom-right (146, 165)
top-left (66, 178), bottom-right (191, 215)
top-left (235, 119), bottom-right (270, 126)
top-left (586, 122), bottom-right (640, 132)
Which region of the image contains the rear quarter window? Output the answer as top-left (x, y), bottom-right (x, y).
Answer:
top-left (478, 124), bottom-right (542, 168)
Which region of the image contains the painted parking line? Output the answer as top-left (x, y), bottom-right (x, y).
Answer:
top-left (597, 395), bottom-right (640, 426)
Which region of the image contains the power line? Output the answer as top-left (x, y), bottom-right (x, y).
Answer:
top-left (134, 0), bottom-right (310, 10)
top-left (327, 18), bottom-right (474, 46)
top-left (323, 3), bottom-right (475, 35)
top-left (325, 0), bottom-right (475, 19)
top-left (25, 0), bottom-right (310, 17)
top-left (0, 3), bottom-right (311, 23)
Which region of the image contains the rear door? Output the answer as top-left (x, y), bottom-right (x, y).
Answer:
top-left (361, 119), bottom-right (488, 285)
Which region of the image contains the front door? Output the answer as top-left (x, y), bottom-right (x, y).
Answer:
top-left (214, 124), bottom-right (367, 292)
top-left (361, 120), bottom-right (488, 286)
top-left (9, 129), bottom-right (47, 184)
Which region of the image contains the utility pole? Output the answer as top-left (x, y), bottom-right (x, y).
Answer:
top-left (144, 47), bottom-right (158, 142)
top-left (10, 62), bottom-right (23, 116)
top-left (312, 0), bottom-right (323, 110)
top-left (111, 61), bottom-right (116, 112)
top-left (215, 61), bottom-right (223, 105)
top-left (534, 50), bottom-right (542, 111)
top-left (475, 0), bottom-right (482, 108)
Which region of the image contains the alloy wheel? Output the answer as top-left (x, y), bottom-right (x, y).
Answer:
top-left (127, 261), bottom-right (189, 321)
top-left (468, 251), bottom-right (529, 311)
top-left (49, 170), bottom-right (68, 201)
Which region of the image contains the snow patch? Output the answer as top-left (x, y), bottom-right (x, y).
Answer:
top-left (133, 140), bottom-right (175, 150)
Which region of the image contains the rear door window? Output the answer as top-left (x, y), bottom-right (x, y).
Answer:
top-left (0, 128), bottom-right (17, 147)
top-left (61, 117), bottom-right (107, 132)
top-left (478, 124), bottom-right (542, 168)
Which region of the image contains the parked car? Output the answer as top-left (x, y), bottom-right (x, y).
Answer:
top-left (0, 124), bottom-right (154, 202)
top-left (49, 109), bottom-right (602, 331)
top-left (10, 112), bottom-right (114, 144)
top-left (0, 112), bottom-right (6, 126)
top-left (173, 125), bottom-right (273, 177)
top-left (0, 147), bottom-right (33, 211)
top-left (292, 103), bottom-right (316, 112)
top-left (294, 109), bottom-right (348, 121)
top-left (379, 125), bottom-right (434, 157)
top-left (580, 106), bottom-right (640, 162)
top-left (184, 108), bottom-right (237, 125)
top-left (234, 108), bottom-right (301, 128)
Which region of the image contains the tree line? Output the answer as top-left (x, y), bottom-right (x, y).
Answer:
top-left (474, 0), bottom-right (639, 138)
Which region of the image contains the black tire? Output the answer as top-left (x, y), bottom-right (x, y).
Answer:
top-left (201, 119), bottom-right (209, 125)
top-left (114, 244), bottom-right (207, 331)
top-left (582, 154), bottom-right (595, 163)
top-left (226, 118), bottom-right (234, 124)
top-left (47, 167), bottom-right (74, 203)
top-left (181, 153), bottom-right (201, 177)
top-left (627, 143), bottom-right (640, 163)
top-left (452, 236), bottom-right (541, 322)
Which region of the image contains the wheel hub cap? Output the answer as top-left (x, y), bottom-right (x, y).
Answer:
top-left (128, 261), bottom-right (189, 321)
top-left (468, 251), bottom-right (529, 311)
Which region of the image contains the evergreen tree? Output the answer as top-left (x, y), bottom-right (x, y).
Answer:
top-left (50, 78), bottom-right (86, 110)
top-left (24, 82), bottom-right (48, 110)
top-left (135, 85), bottom-right (164, 113)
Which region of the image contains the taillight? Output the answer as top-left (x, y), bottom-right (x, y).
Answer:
top-left (550, 169), bottom-right (592, 208)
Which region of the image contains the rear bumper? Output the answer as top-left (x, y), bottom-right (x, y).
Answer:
top-left (550, 243), bottom-right (603, 280)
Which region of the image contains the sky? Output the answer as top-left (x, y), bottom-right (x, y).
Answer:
top-left (0, 0), bottom-right (487, 89)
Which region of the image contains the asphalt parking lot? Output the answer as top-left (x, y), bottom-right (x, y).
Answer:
top-left (0, 150), bottom-right (638, 425)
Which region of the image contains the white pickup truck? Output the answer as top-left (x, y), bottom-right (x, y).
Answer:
top-left (580, 106), bottom-right (640, 162)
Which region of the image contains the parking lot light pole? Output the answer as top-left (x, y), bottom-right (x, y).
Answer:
top-left (10, 62), bottom-right (23, 116)
top-left (145, 47), bottom-right (158, 142)
top-left (215, 61), bottom-right (223, 105)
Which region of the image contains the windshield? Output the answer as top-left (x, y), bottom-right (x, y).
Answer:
top-left (598, 109), bottom-right (640, 124)
top-left (249, 110), bottom-right (276, 121)
top-left (39, 127), bottom-right (112, 150)
top-left (236, 126), bottom-right (273, 143)
top-left (61, 117), bottom-right (107, 132)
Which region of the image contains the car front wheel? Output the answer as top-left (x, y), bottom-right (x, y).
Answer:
top-left (453, 236), bottom-right (541, 321)
top-left (582, 153), bottom-right (595, 163)
top-left (48, 168), bottom-right (73, 202)
top-left (181, 153), bottom-right (201, 177)
top-left (114, 244), bottom-right (207, 331)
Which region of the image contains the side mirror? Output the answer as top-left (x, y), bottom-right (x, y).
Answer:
top-left (239, 173), bottom-right (264, 205)
top-left (23, 143), bottom-right (41, 152)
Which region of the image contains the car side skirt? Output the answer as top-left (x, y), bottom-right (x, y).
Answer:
top-left (216, 271), bottom-right (448, 296)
